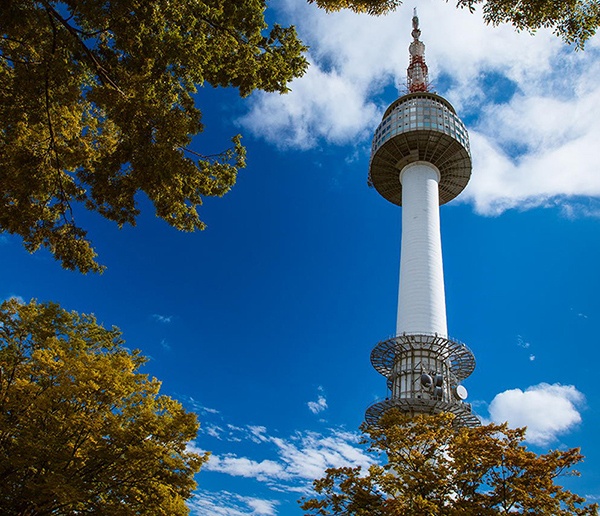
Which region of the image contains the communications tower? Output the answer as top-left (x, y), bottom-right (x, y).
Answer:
top-left (365, 10), bottom-right (479, 427)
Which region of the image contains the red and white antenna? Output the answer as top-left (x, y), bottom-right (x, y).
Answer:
top-left (407, 8), bottom-right (430, 93)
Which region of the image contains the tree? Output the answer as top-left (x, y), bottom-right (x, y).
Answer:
top-left (0, 1), bottom-right (307, 273)
top-left (0, 298), bottom-right (207, 515)
top-left (308, 0), bottom-right (600, 48)
top-left (300, 410), bottom-right (598, 515)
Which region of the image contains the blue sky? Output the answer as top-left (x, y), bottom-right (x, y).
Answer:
top-left (2, 0), bottom-right (600, 514)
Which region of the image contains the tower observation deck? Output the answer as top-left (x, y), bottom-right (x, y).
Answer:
top-left (365, 10), bottom-right (479, 427)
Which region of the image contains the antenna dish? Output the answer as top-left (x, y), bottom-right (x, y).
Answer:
top-left (420, 373), bottom-right (433, 388)
top-left (454, 385), bottom-right (468, 400)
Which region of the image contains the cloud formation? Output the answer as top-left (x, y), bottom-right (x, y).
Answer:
top-left (185, 397), bottom-right (220, 416)
top-left (488, 383), bottom-right (585, 445)
top-left (195, 414), bottom-right (373, 494)
top-left (189, 490), bottom-right (278, 516)
top-left (202, 426), bottom-right (371, 490)
top-left (239, 0), bottom-right (600, 215)
top-left (307, 394), bottom-right (328, 414)
top-left (516, 335), bottom-right (530, 349)
top-left (206, 455), bottom-right (287, 482)
top-left (152, 313), bottom-right (173, 323)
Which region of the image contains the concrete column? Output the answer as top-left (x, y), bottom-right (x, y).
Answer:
top-left (396, 162), bottom-right (448, 337)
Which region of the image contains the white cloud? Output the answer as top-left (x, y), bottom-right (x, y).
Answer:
top-left (189, 490), bottom-right (278, 516)
top-left (205, 424), bottom-right (224, 440)
top-left (515, 336), bottom-right (535, 361)
top-left (199, 422), bottom-right (372, 492)
top-left (185, 440), bottom-right (206, 457)
top-left (238, 65), bottom-right (379, 150)
top-left (248, 425), bottom-right (269, 443)
top-left (246, 498), bottom-right (278, 516)
top-left (185, 397), bottom-right (220, 415)
top-left (488, 383), bottom-right (585, 445)
top-left (307, 394), bottom-right (328, 414)
top-left (270, 430), bottom-right (369, 482)
top-left (198, 422), bottom-right (273, 444)
top-left (152, 313), bottom-right (173, 323)
top-left (238, 4), bottom-right (401, 150)
top-left (238, 0), bottom-right (600, 214)
top-left (205, 455), bottom-right (288, 482)
top-left (464, 73), bottom-right (600, 214)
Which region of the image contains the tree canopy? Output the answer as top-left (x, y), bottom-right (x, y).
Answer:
top-left (0, 0), bottom-right (307, 273)
top-left (0, 298), bottom-right (206, 515)
top-left (300, 410), bottom-right (598, 515)
top-left (308, 0), bottom-right (600, 48)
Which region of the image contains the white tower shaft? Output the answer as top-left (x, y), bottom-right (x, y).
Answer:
top-left (396, 162), bottom-right (448, 337)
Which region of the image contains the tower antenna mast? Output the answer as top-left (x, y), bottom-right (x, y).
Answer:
top-left (407, 8), bottom-right (430, 93)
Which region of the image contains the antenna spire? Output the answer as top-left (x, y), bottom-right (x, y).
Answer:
top-left (407, 8), bottom-right (430, 93)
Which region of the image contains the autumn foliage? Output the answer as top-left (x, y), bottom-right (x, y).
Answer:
top-left (301, 410), bottom-right (598, 515)
top-left (0, 299), bottom-right (206, 515)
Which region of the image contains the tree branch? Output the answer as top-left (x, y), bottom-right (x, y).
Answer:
top-left (43, 10), bottom-right (76, 229)
top-left (0, 53), bottom-right (42, 65)
top-left (179, 145), bottom-right (235, 161)
top-left (197, 15), bottom-right (281, 57)
top-left (41, 0), bottom-right (126, 96)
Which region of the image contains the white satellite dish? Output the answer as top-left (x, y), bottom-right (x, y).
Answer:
top-left (454, 385), bottom-right (468, 400)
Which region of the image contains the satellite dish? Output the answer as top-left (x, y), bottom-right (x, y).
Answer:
top-left (454, 385), bottom-right (468, 400)
top-left (420, 374), bottom-right (433, 388)
top-left (434, 374), bottom-right (443, 387)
